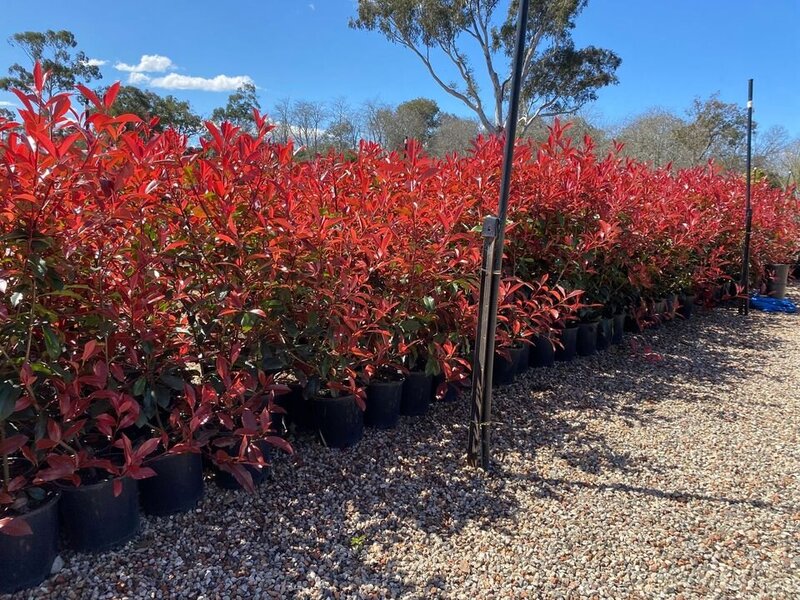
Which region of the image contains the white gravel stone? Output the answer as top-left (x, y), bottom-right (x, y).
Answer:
top-left (5, 290), bottom-right (799, 599)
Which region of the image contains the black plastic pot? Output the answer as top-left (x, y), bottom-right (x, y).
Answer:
top-left (432, 373), bottom-right (459, 402)
top-left (214, 441), bottom-right (272, 490)
top-left (766, 264), bottom-right (790, 299)
top-left (273, 383), bottom-right (314, 433)
top-left (516, 344), bottom-right (531, 374)
top-left (576, 322), bottom-right (598, 357)
top-left (139, 452), bottom-right (203, 515)
top-left (678, 294), bottom-right (696, 319)
top-left (400, 371), bottom-right (432, 416)
top-left (529, 335), bottom-right (555, 368)
top-left (0, 492), bottom-right (60, 594)
top-left (555, 326), bottom-right (578, 362)
top-left (59, 477), bottom-right (139, 552)
top-left (649, 299), bottom-right (667, 328)
top-left (493, 346), bottom-right (523, 386)
top-left (664, 294), bottom-right (678, 321)
top-left (612, 313), bottom-right (625, 344)
top-left (597, 317), bottom-right (613, 351)
top-left (365, 379), bottom-right (403, 429)
top-left (312, 394), bottom-right (364, 448)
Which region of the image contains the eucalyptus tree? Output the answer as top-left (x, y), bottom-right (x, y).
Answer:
top-left (0, 30), bottom-right (102, 96)
top-left (350, 0), bottom-right (620, 134)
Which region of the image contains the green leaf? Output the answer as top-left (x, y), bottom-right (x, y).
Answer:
top-left (42, 325), bottom-right (61, 358)
top-left (423, 296), bottom-right (435, 311)
top-left (27, 487), bottom-right (46, 501)
top-left (0, 383), bottom-right (21, 421)
top-left (155, 386), bottom-right (172, 409)
top-left (29, 257), bottom-right (47, 278)
top-left (241, 311), bottom-right (257, 333)
top-left (132, 377), bottom-right (147, 397)
top-left (10, 292), bottom-right (23, 307)
top-left (40, 289), bottom-right (83, 300)
top-left (29, 362), bottom-right (54, 375)
top-left (400, 319), bottom-right (421, 333)
top-left (160, 374), bottom-right (185, 391)
top-left (135, 410), bottom-right (149, 428)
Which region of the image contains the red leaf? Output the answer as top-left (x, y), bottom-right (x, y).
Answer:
top-left (46, 420), bottom-right (61, 444)
top-left (33, 61), bottom-right (44, 93)
top-left (135, 438), bottom-right (161, 461)
top-left (82, 339), bottom-right (98, 362)
top-left (127, 466), bottom-right (157, 480)
top-left (76, 84), bottom-right (103, 109)
top-left (113, 479), bottom-right (123, 497)
top-left (262, 436), bottom-right (293, 455)
top-left (0, 434), bottom-right (27, 456)
top-left (0, 516), bottom-right (33, 537)
top-left (103, 82), bottom-right (121, 109)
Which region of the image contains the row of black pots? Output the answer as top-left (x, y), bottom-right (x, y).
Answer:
top-left (1, 446), bottom-right (278, 593)
top-left (626, 294), bottom-right (697, 332)
top-left (0, 476), bottom-right (141, 594)
top-left (280, 372), bottom-right (460, 450)
top-left (493, 295), bottom-right (700, 387)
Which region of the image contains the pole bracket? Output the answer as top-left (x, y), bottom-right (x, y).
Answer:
top-left (482, 215), bottom-right (500, 239)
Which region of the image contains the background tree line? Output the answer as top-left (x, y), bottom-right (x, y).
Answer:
top-left (1, 28), bottom-right (798, 185)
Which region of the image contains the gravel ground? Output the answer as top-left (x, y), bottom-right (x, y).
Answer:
top-left (8, 289), bottom-right (799, 599)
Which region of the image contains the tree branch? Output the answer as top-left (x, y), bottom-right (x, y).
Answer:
top-left (400, 36), bottom-right (494, 132)
top-left (469, 0), bottom-right (504, 128)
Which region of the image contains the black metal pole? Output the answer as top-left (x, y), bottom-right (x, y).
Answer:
top-left (467, 0), bottom-right (530, 470)
top-left (740, 79), bottom-right (754, 315)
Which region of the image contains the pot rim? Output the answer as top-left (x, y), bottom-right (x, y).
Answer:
top-left (367, 378), bottom-right (406, 387)
top-left (55, 475), bottom-right (133, 493)
top-left (144, 449), bottom-right (201, 466)
top-left (312, 393), bottom-right (356, 402)
top-left (1, 489), bottom-right (61, 522)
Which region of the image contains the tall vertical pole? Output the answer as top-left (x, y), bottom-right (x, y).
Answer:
top-left (740, 79), bottom-right (754, 315)
top-left (467, 0), bottom-right (530, 469)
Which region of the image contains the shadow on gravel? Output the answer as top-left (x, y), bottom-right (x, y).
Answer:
top-left (523, 475), bottom-right (797, 514)
top-left (488, 297), bottom-right (797, 480)
top-left (169, 290), bottom-right (795, 599)
top-left (268, 292), bottom-right (798, 594)
top-left (264, 405), bottom-right (523, 596)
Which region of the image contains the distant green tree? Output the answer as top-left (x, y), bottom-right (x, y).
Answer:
top-left (350, 0), bottom-right (620, 134)
top-left (211, 83), bottom-right (260, 132)
top-left (676, 93), bottom-right (753, 170)
top-left (110, 85), bottom-right (203, 137)
top-left (390, 97), bottom-right (441, 148)
top-left (430, 113), bottom-right (479, 156)
top-left (326, 97), bottom-right (362, 151)
top-left (0, 30), bottom-right (102, 96)
top-left (615, 109), bottom-right (689, 168)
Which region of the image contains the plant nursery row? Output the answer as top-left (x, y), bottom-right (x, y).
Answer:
top-left (0, 69), bottom-right (798, 592)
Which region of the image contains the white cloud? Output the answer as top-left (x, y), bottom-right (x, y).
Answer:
top-left (0, 101), bottom-right (15, 107)
top-left (149, 73), bottom-right (254, 92)
top-left (115, 54), bottom-right (174, 73)
top-left (127, 72), bottom-right (151, 85)
top-left (83, 58), bottom-right (107, 67)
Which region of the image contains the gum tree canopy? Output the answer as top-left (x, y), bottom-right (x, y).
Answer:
top-left (351, 0), bottom-right (621, 134)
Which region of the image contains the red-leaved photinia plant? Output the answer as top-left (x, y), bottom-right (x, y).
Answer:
top-left (1, 65), bottom-right (799, 534)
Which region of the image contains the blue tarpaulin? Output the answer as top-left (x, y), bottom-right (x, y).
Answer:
top-left (749, 294), bottom-right (797, 313)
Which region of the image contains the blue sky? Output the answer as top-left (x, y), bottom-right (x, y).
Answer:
top-left (0, 0), bottom-right (798, 136)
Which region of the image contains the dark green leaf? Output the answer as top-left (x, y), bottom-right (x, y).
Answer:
top-left (42, 325), bottom-right (61, 358)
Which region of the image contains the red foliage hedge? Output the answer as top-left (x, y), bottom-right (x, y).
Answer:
top-left (1, 69), bottom-right (798, 530)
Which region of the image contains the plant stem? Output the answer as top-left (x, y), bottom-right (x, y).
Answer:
top-left (1, 426), bottom-right (10, 492)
